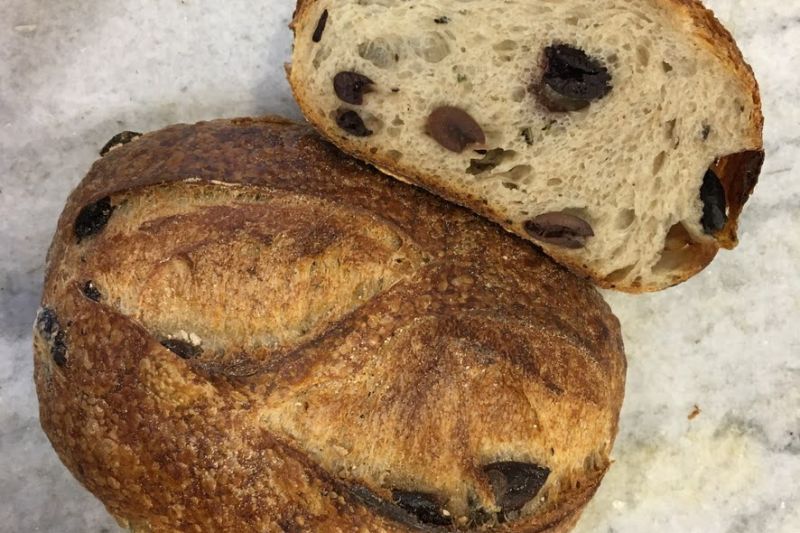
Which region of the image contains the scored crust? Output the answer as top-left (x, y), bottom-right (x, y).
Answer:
top-left (288, 0), bottom-right (764, 293)
top-left (35, 118), bottom-right (626, 532)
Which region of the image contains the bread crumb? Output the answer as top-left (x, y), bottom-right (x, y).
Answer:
top-left (688, 405), bottom-right (701, 420)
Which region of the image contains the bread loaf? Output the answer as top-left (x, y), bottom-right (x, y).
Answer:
top-left (34, 117), bottom-right (626, 532)
top-left (288, 0), bottom-right (765, 292)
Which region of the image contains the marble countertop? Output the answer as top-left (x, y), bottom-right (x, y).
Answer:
top-left (1, 1), bottom-right (797, 531)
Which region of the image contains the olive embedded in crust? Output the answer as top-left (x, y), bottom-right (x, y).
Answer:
top-left (74, 197), bottom-right (115, 242)
top-left (700, 168), bottom-right (728, 234)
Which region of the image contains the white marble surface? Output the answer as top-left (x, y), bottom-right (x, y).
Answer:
top-left (0, 1), bottom-right (797, 531)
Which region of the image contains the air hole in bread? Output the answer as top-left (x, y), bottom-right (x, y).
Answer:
top-left (496, 165), bottom-right (533, 182)
top-left (662, 61), bottom-right (674, 73)
top-left (615, 209), bottom-right (636, 230)
top-left (636, 46), bottom-right (650, 67)
top-left (493, 40), bottom-right (518, 51)
top-left (665, 119), bottom-right (677, 140)
top-left (358, 36), bottom-right (404, 68)
top-left (653, 222), bottom-right (697, 273)
top-left (361, 112), bottom-right (384, 133)
top-left (412, 32), bottom-right (451, 63)
top-left (652, 151), bottom-right (666, 174)
top-left (386, 149), bottom-right (403, 161)
top-left (604, 264), bottom-right (636, 284)
top-left (312, 45), bottom-right (332, 69)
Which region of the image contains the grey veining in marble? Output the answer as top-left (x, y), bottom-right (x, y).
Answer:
top-left (1, 1), bottom-right (798, 532)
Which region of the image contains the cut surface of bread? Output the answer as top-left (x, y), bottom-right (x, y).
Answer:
top-left (35, 118), bottom-right (626, 532)
top-left (289, 0), bottom-right (764, 292)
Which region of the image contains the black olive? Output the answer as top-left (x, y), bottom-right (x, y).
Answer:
top-left (700, 169), bottom-right (728, 233)
top-left (36, 307), bottom-right (60, 339)
top-left (392, 490), bottom-right (452, 526)
top-left (100, 131), bottom-right (141, 156)
top-left (74, 197), bottom-right (115, 242)
top-left (484, 461), bottom-right (551, 512)
top-left (52, 331), bottom-right (68, 367)
top-left (336, 109), bottom-right (373, 137)
top-left (333, 72), bottom-right (375, 105)
top-left (538, 44), bottom-right (612, 111)
top-left (161, 339), bottom-right (203, 359)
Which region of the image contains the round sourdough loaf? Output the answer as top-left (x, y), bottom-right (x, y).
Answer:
top-left (34, 117), bottom-right (626, 532)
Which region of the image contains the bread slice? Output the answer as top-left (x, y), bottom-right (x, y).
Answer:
top-left (288, 0), bottom-right (764, 292)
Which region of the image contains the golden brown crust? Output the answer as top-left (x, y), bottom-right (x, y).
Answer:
top-left (35, 118), bottom-right (626, 532)
top-left (288, 0), bottom-right (764, 294)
